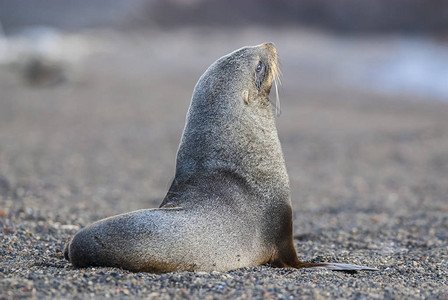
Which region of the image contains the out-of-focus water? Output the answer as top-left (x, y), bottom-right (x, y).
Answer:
top-left (280, 32), bottom-right (448, 102)
top-left (355, 38), bottom-right (448, 101)
top-left (1, 26), bottom-right (447, 102)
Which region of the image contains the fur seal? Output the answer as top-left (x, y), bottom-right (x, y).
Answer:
top-left (64, 43), bottom-right (377, 273)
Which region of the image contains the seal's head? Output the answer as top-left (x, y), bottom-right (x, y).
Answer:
top-left (191, 43), bottom-right (281, 118)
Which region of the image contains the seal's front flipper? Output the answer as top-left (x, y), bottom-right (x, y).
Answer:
top-left (306, 262), bottom-right (379, 271)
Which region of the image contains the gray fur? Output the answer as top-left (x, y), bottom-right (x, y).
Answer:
top-left (65, 43), bottom-right (287, 273)
top-left (64, 43), bottom-right (377, 273)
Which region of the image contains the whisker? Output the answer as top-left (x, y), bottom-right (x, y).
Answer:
top-left (272, 56), bottom-right (282, 117)
top-left (277, 61), bottom-right (283, 85)
top-left (274, 77), bottom-right (281, 116)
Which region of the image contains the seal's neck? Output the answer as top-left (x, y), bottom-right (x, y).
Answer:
top-left (165, 85), bottom-right (290, 204)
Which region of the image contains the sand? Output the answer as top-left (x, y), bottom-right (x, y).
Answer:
top-left (1, 27), bottom-right (447, 299)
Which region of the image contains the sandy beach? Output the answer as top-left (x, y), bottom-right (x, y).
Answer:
top-left (1, 27), bottom-right (447, 299)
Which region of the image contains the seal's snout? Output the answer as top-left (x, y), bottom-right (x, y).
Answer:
top-left (263, 42), bottom-right (276, 51)
top-left (258, 42), bottom-right (276, 52)
top-left (260, 42), bottom-right (278, 60)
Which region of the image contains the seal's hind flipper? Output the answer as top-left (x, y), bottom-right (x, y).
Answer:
top-left (293, 261), bottom-right (378, 271)
top-left (309, 262), bottom-right (379, 271)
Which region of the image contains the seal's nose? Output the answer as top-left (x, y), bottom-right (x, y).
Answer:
top-left (262, 42), bottom-right (277, 53)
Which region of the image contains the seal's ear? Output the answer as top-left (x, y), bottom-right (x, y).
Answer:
top-left (243, 90), bottom-right (250, 105)
top-left (255, 61), bottom-right (266, 92)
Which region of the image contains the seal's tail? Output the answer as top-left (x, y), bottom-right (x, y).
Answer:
top-left (296, 262), bottom-right (378, 271)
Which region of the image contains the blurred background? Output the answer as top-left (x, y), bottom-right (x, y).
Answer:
top-left (0, 0), bottom-right (447, 219)
top-left (2, 0), bottom-right (448, 100)
top-left (2, 4), bottom-right (448, 298)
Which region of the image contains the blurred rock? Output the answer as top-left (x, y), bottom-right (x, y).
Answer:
top-left (22, 56), bottom-right (65, 86)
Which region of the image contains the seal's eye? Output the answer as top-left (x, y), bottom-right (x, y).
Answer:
top-left (256, 61), bottom-right (264, 73)
top-left (255, 61), bottom-right (266, 92)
